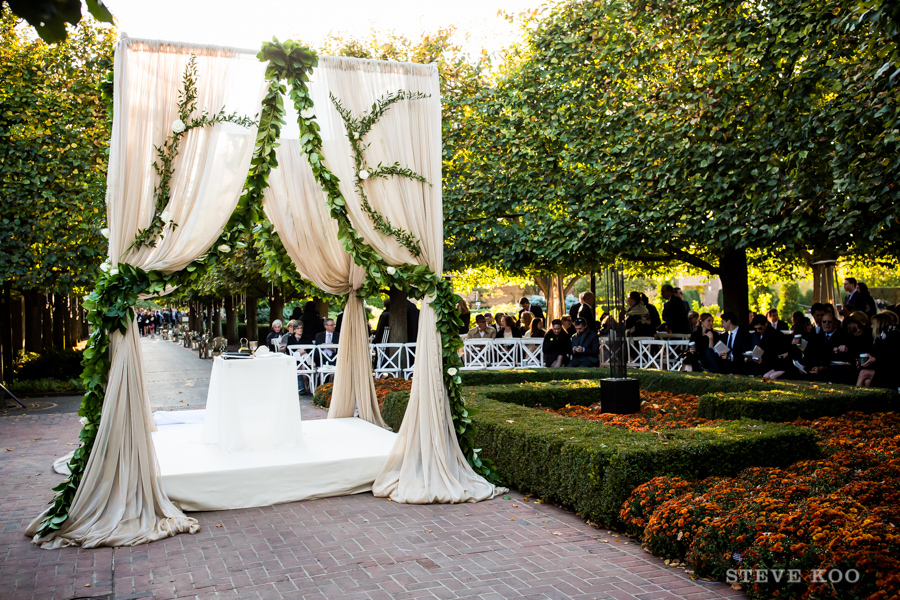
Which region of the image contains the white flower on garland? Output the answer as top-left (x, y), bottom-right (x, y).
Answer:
top-left (353, 132), bottom-right (360, 139)
top-left (358, 169), bottom-right (370, 180)
top-left (99, 262), bottom-right (110, 272)
top-left (160, 210), bottom-right (172, 223)
top-left (109, 267), bottom-right (119, 276)
top-left (100, 227), bottom-right (109, 239)
top-left (79, 416), bottom-right (89, 426)
top-left (300, 107), bottom-right (315, 120)
top-left (447, 367), bottom-right (458, 376)
top-left (172, 119), bottom-right (186, 134)
top-left (385, 266), bottom-right (396, 276)
top-left (218, 244), bottom-right (231, 254)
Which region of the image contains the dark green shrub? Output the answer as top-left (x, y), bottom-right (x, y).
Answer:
top-left (697, 387), bottom-right (898, 421)
top-left (13, 348), bottom-right (84, 381)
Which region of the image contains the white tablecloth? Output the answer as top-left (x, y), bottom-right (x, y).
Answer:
top-left (201, 354), bottom-right (302, 452)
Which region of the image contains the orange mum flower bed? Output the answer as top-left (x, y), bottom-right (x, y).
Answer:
top-left (314, 377), bottom-right (411, 409)
top-left (543, 389), bottom-right (716, 430)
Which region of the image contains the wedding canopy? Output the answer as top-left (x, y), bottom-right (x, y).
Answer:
top-left (27, 36), bottom-right (500, 549)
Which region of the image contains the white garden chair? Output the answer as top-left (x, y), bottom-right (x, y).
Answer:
top-left (491, 339), bottom-right (520, 369)
top-left (628, 336), bottom-right (654, 367)
top-left (461, 339), bottom-right (492, 370)
top-left (403, 343), bottom-right (417, 380)
top-left (638, 340), bottom-right (668, 370)
top-left (519, 340), bottom-right (544, 368)
top-left (287, 344), bottom-right (317, 393)
top-left (373, 343), bottom-right (404, 379)
top-left (315, 343), bottom-right (340, 387)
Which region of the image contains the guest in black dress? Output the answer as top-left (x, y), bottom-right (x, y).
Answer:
top-left (543, 319), bottom-right (573, 368)
top-left (684, 313), bottom-right (718, 371)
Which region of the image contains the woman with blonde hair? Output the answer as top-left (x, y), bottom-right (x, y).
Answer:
top-left (857, 312), bottom-right (900, 389)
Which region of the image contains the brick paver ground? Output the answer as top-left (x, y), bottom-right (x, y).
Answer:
top-left (0, 337), bottom-right (745, 599)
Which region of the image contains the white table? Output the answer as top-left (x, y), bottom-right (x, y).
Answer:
top-left (201, 354), bottom-right (303, 452)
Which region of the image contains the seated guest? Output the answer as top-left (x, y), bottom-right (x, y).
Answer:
top-left (805, 313), bottom-right (854, 384)
top-left (568, 318), bottom-right (600, 367)
top-left (560, 315), bottom-right (575, 337)
top-left (467, 314), bottom-right (497, 340)
top-left (660, 284), bottom-right (690, 334)
top-left (569, 291), bottom-right (596, 328)
top-left (493, 312), bottom-right (507, 333)
top-left (856, 282), bottom-right (878, 318)
top-left (314, 318), bottom-right (339, 364)
top-left (499, 315), bottom-right (523, 338)
top-left (641, 293), bottom-right (662, 330)
top-left (266, 319), bottom-right (286, 352)
top-left (519, 311), bottom-right (534, 333)
top-left (484, 313), bottom-right (496, 330)
top-left (791, 310), bottom-right (806, 331)
top-left (300, 301), bottom-right (325, 340)
top-left (543, 319), bottom-right (572, 367)
top-left (374, 299), bottom-right (390, 343)
top-left (687, 310), bottom-right (700, 333)
top-left (857, 313), bottom-right (900, 389)
top-left (624, 291), bottom-right (653, 336)
top-left (810, 303), bottom-right (828, 333)
top-left (766, 308), bottom-right (789, 331)
top-left (844, 312), bottom-right (873, 358)
top-left (684, 313), bottom-right (718, 372)
top-left (282, 320), bottom-right (304, 351)
top-left (457, 298), bottom-right (471, 334)
top-left (524, 318), bottom-right (545, 338)
top-left (750, 314), bottom-right (790, 376)
top-left (519, 297), bottom-right (545, 323)
top-left (706, 311), bottom-right (753, 374)
top-left (597, 312), bottom-right (612, 337)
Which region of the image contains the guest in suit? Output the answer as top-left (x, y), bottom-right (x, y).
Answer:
top-left (493, 312), bottom-right (507, 333)
top-left (458, 298), bottom-right (471, 335)
top-left (749, 314), bottom-right (790, 376)
top-left (842, 277), bottom-right (863, 315)
top-left (543, 319), bottom-right (572, 367)
top-left (661, 284), bottom-right (690, 334)
top-left (499, 315), bottom-right (523, 338)
top-left (568, 318), bottom-right (600, 367)
top-left (519, 297), bottom-right (545, 324)
top-left (766, 308), bottom-right (789, 331)
top-left (405, 300), bottom-right (420, 343)
top-left (560, 315), bottom-right (575, 337)
top-left (642, 293), bottom-right (662, 330)
top-left (687, 311), bottom-right (700, 333)
top-left (467, 314), bottom-right (497, 340)
top-left (569, 292), bottom-right (597, 331)
top-left (806, 313), bottom-right (854, 383)
top-left (314, 318), bottom-right (339, 365)
top-left (300, 301), bottom-right (325, 340)
top-left (374, 299), bottom-right (390, 343)
top-left (706, 311), bottom-right (752, 374)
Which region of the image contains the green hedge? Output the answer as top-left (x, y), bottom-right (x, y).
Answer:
top-left (14, 348), bottom-right (85, 381)
top-left (697, 387), bottom-right (898, 421)
top-left (382, 384), bottom-right (820, 527)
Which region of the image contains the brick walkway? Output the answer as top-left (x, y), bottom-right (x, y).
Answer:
top-left (0, 338), bottom-right (745, 599)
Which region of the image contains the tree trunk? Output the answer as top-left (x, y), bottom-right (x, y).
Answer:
top-left (718, 248), bottom-right (751, 322)
top-left (314, 297), bottom-right (329, 319)
top-left (387, 286), bottom-right (408, 345)
top-left (66, 293), bottom-right (79, 347)
top-left (269, 286), bottom-right (284, 326)
top-left (224, 296), bottom-right (237, 344)
top-left (52, 293), bottom-right (67, 348)
top-left (1, 284), bottom-right (13, 383)
top-left (41, 293), bottom-right (53, 349)
top-left (10, 293), bottom-right (24, 359)
top-left (80, 300), bottom-right (89, 339)
top-left (23, 290), bottom-right (43, 352)
top-left (214, 299), bottom-right (222, 337)
top-left (206, 303), bottom-right (214, 335)
top-left (246, 294), bottom-right (259, 343)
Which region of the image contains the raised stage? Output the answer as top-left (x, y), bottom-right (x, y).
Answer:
top-left (151, 410), bottom-right (397, 511)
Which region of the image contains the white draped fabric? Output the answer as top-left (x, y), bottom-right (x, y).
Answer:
top-left (263, 143), bottom-right (384, 427)
top-left (26, 38), bottom-right (267, 548)
top-left (296, 56), bottom-right (501, 503)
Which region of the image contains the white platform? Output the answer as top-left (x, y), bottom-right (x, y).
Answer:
top-left (152, 411), bottom-right (397, 511)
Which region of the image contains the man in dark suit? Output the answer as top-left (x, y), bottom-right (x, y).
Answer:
top-left (706, 311), bottom-right (752, 374)
top-left (766, 308), bottom-right (789, 331)
top-left (374, 299), bottom-right (390, 343)
top-left (300, 301), bottom-right (325, 340)
top-left (568, 318), bottom-right (600, 368)
top-left (749, 314), bottom-right (790, 375)
top-left (661, 284), bottom-right (690, 334)
top-left (314, 318), bottom-right (339, 365)
top-left (806, 313), bottom-right (854, 383)
top-left (518, 297), bottom-right (545, 324)
top-left (842, 277), bottom-right (864, 316)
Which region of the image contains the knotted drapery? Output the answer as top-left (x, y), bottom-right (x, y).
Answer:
top-left (26, 38), bottom-right (267, 548)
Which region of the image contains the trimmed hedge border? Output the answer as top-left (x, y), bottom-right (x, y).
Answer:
top-left (458, 368), bottom-right (898, 422)
top-left (382, 383), bottom-right (821, 527)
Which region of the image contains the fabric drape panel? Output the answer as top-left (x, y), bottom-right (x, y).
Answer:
top-left (26, 38), bottom-right (267, 548)
top-left (304, 56), bottom-right (501, 502)
top-left (263, 141), bottom-right (384, 426)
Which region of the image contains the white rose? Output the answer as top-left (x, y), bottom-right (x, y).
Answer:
top-left (100, 228), bottom-right (109, 238)
top-left (358, 169), bottom-right (370, 180)
top-left (109, 267), bottom-right (119, 276)
top-left (218, 244), bottom-right (231, 253)
top-left (353, 132), bottom-right (360, 139)
top-left (160, 210), bottom-right (171, 222)
top-left (447, 367), bottom-right (458, 376)
top-left (300, 107), bottom-right (315, 119)
top-left (172, 119), bottom-right (186, 134)
top-left (79, 416), bottom-right (89, 426)
top-left (99, 262), bottom-right (110, 272)
top-left (385, 266), bottom-right (396, 275)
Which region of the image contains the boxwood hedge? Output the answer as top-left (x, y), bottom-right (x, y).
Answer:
top-left (382, 382), bottom-right (821, 527)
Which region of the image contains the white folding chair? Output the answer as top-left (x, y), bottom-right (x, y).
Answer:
top-left (519, 340), bottom-right (544, 368)
top-left (315, 343), bottom-right (340, 387)
top-left (638, 340), bottom-right (667, 370)
top-left (628, 336), bottom-right (653, 367)
top-left (663, 340), bottom-right (691, 371)
top-left (374, 343), bottom-right (404, 379)
top-left (461, 339), bottom-right (492, 370)
top-left (287, 344), bottom-right (317, 393)
top-left (491, 339), bottom-right (520, 369)
top-left (403, 343), bottom-right (417, 380)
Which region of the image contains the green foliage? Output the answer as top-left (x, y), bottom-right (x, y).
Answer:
top-left (6, 377), bottom-right (83, 394)
top-left (2, 0), bottom-right (113, 43)
top-left (382, 383), bottom-right (820, 528)
top-left (697, 387), bottom-right (898, 422)
top-left (0, 10), bottom-right (114, 293)
top-left (14, 347), bottom-right (84, 380)
top-left (778, 281), bottom-right (803, 316)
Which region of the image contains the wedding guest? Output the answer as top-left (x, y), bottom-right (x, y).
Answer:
top-left (314, 318), bottom-right (339, 364)
top-left (842, 277), bottom-right (863, 314)
top-left (569, 291), bottom-right (597, 331)
top-left (706, 311), bottom-right (752, 374)
top-left (641, 293), bottom-right (662, 330)
top-left (856, 282), bottom-right (878, 318)
top-left (543, 319), bottom-right (572, 367)
top-left (687, 310), bottom-right (700, 333)
top-left (266, 320), bottom-right (285, 352)
top-left (374, 299), bottom-right (390, 343)
top-left (749, 314), bottom-right (790, 376)
top-left (568, 318), bottom-right (600, 368)
top-left (624, 291), bottom-right (652, 336)
top-left (857, 313), bottom-right (900, 389)
top-left (766, 308), bottom-right (789, 331)
top-left (561, 315), bottom-right (575, 337)
top-left (806, 313), bottom-right (854, 384)
top-left (519, 297), bottom-right (545, 323)
top-left (466, 314), bottom-right (497, 340)
top-left (484, 313), bottom-right (496, 330)
top-left (499, 315), bottom-right (523, 338)
top-left (458, 298), bottom-right (471, 334)
top-left (283, 321), bottom-right (304, 350)
top-left (300, 301), bottom-right (325, 340)
top-left (525, 318), bottom-right (545, 339)
top-left (675, 287), bottom-right (691, 313)
top-left (661, 284), bottom-right (690, 334)
top-left (493, 312), bottom-right (507, 333)
top-left (519, 311), bottom-right (534, 333)
top-left (684, 313), bottom-right (717, 372)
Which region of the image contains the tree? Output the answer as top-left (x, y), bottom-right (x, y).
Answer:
top-left (1, 0), bottom-right (112, 43)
